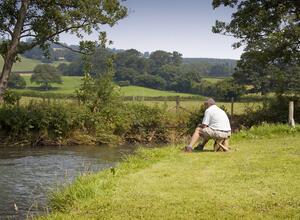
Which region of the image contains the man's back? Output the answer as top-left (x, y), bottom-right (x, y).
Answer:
top-left (202, 105), bottom-right (231, 131)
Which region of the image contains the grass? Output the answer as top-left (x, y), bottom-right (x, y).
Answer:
top-left (18, 75), bottom-right (82, 94)
top-left (202, 77), bottom-right (226, 83)
top-left (120, 86), bottom-right (200, 97)
top-left (41, 124), bottom-right (300, 219)
top-left (127, 100), bottom-right (261, 115)
top-left (15, 76), bottom-right (203, 97)
top-left (0, 56), bottom-right (41, 72)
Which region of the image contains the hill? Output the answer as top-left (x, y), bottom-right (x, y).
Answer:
top-left (183, 57), bottom-right (237, 66)
top-left (0, 56), bottom-right (41, 72)
top-left (17, 76), bottom-right (201, 97)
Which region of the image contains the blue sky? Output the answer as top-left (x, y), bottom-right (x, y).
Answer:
top-left (60, 0), bottom-right (243, 59)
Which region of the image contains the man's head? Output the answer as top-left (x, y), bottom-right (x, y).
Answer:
top-left (204, 98), bottom-right (216, 109)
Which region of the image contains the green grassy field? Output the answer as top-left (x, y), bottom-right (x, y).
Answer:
top-left (202, 77), bottom-right (227, 83)
top-left (17, 76), bottom-right (203, 97)
top-left (0, 56), bottom-right (41, 72)
top-left (120, 86), bottom-right (200, 97)
top-left (41, 124), bottom-right (300, 219)
top-left (19, 75), bottom-right (82, 94)
top-left (132, 100), bottom-right (260, 114)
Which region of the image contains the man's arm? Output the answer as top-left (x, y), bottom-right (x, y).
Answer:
top-left (197, 123), bottom-right (208, 128)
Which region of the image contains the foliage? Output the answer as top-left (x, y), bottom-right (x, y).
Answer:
top-left (214, 78), bottom-right (246, 100)
top-left (7, 73), bottom-right (26, 89)
top-left (212, 0), bottom-right (299, 65)
top-left (31, 64), bottom-right (63, 90)
top-left (234, 51), bottom-right (300, 95)
top-left (0, 102), bottom-right (77, 141)
top-left (0, 0), bottom-right (127, 96)
top-left (124, 104), bottom-right (168, 143)
top-left (2, 90), bottom-right (21, 106)
top-left (238, 96), bottom-right (300, 127)
top-left (54, 47), bottom-right (237, 97)
top-left (213, 0), bottom-right (300, 95)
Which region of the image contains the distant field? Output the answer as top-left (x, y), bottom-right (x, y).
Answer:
top-left (0, 56), bottom-right (68, 72)
top-left (16, 76), bottom-right (203, 97)
top-left (18, 75), bottom-right (82, 94)
top-left (0, 56), bottom-right (41, 72)
top-left (129, 100), bottom-right (260, 115)
top-left (202, 77), bottom-right (227, 83)
top-left (120, 86), bottom-right (201, 97)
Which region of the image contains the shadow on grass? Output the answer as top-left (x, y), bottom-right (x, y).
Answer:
top-left (26, 86), bottom-right (61, 91)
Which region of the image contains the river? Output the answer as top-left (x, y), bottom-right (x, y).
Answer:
top-left (0, 145), bottom-right (136, 219)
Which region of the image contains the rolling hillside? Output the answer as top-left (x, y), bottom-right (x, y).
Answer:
top-left (18, 76), bottom-right (202, 97)
top-left (0, 56), bottom-right (41, 72)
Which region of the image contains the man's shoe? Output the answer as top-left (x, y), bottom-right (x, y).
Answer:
top-left (194, 144), bottom-right (204, 151)
top-left (183, 146), bottom-right (193, 153)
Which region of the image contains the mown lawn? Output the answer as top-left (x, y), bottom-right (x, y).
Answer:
top-left (42, 124), bottom-right (300, 220)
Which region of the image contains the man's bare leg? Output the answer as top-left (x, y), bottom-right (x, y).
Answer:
top-left (188, 127), bottom-right (202, 147)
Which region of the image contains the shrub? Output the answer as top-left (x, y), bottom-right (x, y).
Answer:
top-left (124, 103), bottom-right (168, 143)
top-left (0, 102), bottom-right (77, 142)
top-left (238, 96), bottom-right (300, 127)
top-left (8, 73), bottom-right (26, 89)
top-left (2, 90), bottom-right (21, 105)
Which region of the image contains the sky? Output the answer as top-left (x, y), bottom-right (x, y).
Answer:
top-left (60, 0), bottom-right (244, 59)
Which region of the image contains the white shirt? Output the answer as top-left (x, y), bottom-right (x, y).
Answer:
top-left (202, 105), bottom-right (231, 131)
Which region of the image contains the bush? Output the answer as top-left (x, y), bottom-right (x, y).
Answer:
top-left (8, 73), bottom-right (26, 89)
top-left (0, 102), bottom-right (78, 143)
top-left (123, 103), bottom-right (168, 143)
top-left (238, 96), bottom-right (300, 127)
top-left (2, 90), bottom-right (21, 105)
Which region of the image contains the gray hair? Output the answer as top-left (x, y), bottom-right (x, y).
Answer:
top-left (204, 98), bottom-right (216, 105)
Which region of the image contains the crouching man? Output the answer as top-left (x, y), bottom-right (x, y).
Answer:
top-left (184, 98), bottom-right (231, 152)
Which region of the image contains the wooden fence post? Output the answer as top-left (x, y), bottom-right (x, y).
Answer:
top-left (176, 96), bottom-right (180, 112)
top-left (289, 101), bottom-right (295, 127)
top-left (230, 97), bottom-right (234, 118)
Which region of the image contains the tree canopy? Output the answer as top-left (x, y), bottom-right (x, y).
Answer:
top-left (0, 0), bottom-right (127, 98)
top-left (213, 0), bottom-right (300, 95)
top-left (31, 64), bottom-right (62, 90)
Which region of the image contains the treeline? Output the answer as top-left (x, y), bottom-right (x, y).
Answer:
top-left (55, 48), bottom-right (242, 100)
top-left (18, 43), bottom-right (243, 100)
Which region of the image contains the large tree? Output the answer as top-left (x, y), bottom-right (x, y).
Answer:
top-left (31, 64), bottom-right (62, 90)
top-left (212, 0), bottom-right (300, 94)
top-left (0, 0), bottom-right (127, 99)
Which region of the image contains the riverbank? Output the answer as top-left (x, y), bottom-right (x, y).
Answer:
top-left (41, 124), bottom-right (300, 219)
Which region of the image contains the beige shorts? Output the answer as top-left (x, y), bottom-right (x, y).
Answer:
top-left (200, 127), bottom-right (231, 140)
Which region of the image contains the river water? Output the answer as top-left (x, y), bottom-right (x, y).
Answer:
top-left (0, 145), bottom-right (136, 219)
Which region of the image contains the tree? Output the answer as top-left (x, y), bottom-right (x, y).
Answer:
top-left (213, 0), bottom-right (300, 95)
top-left (8, 73), bottom-right (26, 89)
top-left (31, 64), bottom-right (62, 90)
top-left (0, 0), bottom-right (127, 99)
top-left (212, 0), bottom-right (299, 64)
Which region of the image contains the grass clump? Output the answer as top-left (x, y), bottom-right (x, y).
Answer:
top-left (41, 125), bottom-right (300, 219)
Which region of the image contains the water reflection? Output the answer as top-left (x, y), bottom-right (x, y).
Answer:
top-left (0, 145), bottom-right (136, 219)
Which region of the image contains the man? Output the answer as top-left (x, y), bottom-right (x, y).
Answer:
top-left (184, 98), bottom-right (231, 152)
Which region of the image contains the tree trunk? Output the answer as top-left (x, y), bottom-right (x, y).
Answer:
top-left (0, 0), bottom-right (30, 102)
top-left (0, 55), bottom-right (16, 101)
